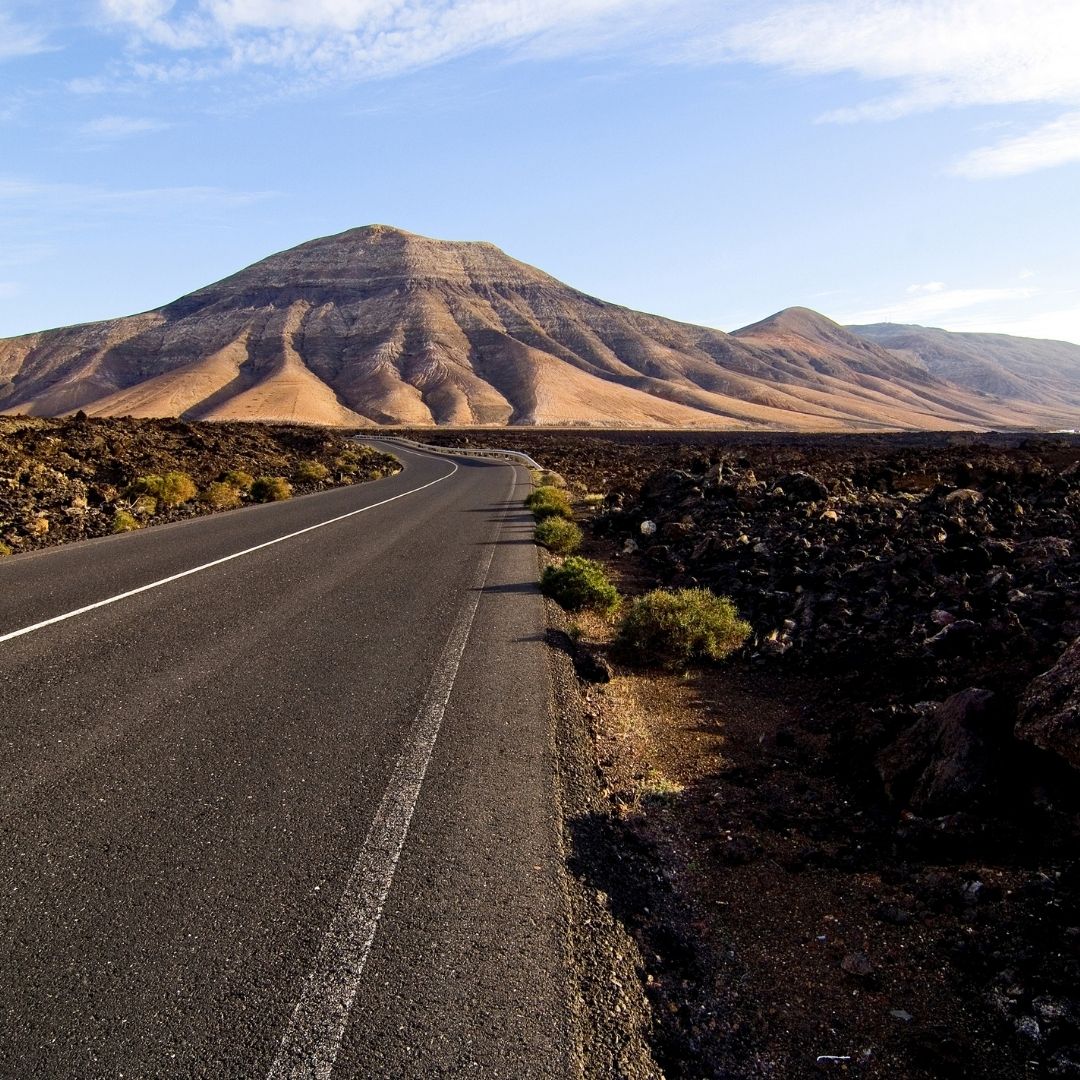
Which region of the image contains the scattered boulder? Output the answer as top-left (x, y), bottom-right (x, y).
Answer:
top-left (775, 471), bottom-right (828, 502)
top-left (1016, 638), bottom-right (1080, 770)
top-left (572, 640), bottom-right (614, 684)
top-left (876, 689), bottom-right (1009, 814)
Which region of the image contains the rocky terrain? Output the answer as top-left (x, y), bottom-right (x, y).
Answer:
top-left (2, 226), bottom-right (1076, 431)
top-left (0, 415), bottom-right (398, 555)
top-left (424, 428), bottom-right (1080, 1077)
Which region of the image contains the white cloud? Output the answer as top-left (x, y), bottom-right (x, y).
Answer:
top-left (843, 281), bottom-right (1080, 344)
top-left (702, 0), bottom-right (1080, 178)
top-left (714, 1), bottom-right (1080, 117)
top-left (0, 176), bottom-right (273, 212)
top-left (98, 0), bottom-right (681, 79)
top-left (101, 0), bottom-right (177, 28)
top-left (0, 11), bottom-right (48, 61)
top-left (78, 114), bottom-right (171, 139)
top-left (954, 305), bottom-right (1080, 344)
top-left (844, 285), bottom-right (1038, 325)
top-left (951, 111), bottom-right (1080, 178)
top-left (906, 281), bottom-right (946, 295)
top-left (86, 0), bottom-right (1080, 178)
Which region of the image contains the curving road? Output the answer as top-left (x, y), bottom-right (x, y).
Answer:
top-left (0, 444), bottom-right (576, 1079)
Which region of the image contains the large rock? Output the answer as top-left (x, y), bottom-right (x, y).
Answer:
top-left (877, 689), bottom-right (1008, 813)
top-left (1016, 638), bottom-right (1080, 770)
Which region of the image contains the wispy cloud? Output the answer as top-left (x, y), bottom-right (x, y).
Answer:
top-left (78, 114), bottom-right (172, 140)
top-left (0, 176), bottom-right (274, 212)
top-left (712, 2), bottom-right (1080, 118)
top-left (707, 0), bottom-right (1080, 178)
top-left (951, 111), bottom-right (1080, 178)
top-left (0, 11), bottom-right (49, 61)
top-left (953, 304), bottom-right (1080, 344)
top-left (842, 280), bottom-right (1080, 343)
top-left (98, 0), bottom-right (678, 81)
top-left (844, 284), bottom-right (1039, 325)
top-left (86, 1), bottom-right (1080, 178)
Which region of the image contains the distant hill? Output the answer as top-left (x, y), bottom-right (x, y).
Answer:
top-left (849, 322), bottom-right (1080, 412)
top-left (0, 225), bottom-right (1074, 429)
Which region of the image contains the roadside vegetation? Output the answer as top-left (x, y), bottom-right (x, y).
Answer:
top-left (528, 475), bottom-right (749, 669)
top-left (0, 415), bottom-right (400, 556)
top-left (540, 556), bottom-right (621, 614)
top-left (526, 485), bottom-right (574, 520)
top-left (618, 587), bottom-right (751, 668)
top-left (534, 515), bottom-right (582, 555)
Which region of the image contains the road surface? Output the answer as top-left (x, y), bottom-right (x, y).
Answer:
top-left (0, 444), bottom-right (576, 1079)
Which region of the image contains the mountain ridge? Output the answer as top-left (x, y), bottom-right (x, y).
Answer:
top-left (849, 321), bottom-right (1080, 411)
top-left (0, 225), bottom-right (1075, 430)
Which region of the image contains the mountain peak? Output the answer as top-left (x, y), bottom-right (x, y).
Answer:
top-left (733, 306), bottom-right (846, 340)
top-left (1, 228), bottom-right (1075, 431)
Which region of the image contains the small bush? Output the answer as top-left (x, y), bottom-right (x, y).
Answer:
top-left (250, 475), bottom-right (292, 502)
top-left (582, 493), bottom-right (606, 508)
top-left (221, 469), bottom-right (254, 493)
top-left (294, 459), bottom-right (330, 483)
top-left (537, 470), bottom-right (567, 489)
top-left (201, 482), bottom-right (243, 510)
top-left (540, 556), bottom-right (620, 614)
top-left (112, 509), bottom-right (140, 533)
top-left (535, 516), bottom-right (582, 555)
top-left (618, 588), bottom-right (751, 669)
top-left (131, 494), bottom-right (158, 517)
top-left (0, 541), bottom-right (12, 557)
top-left (129, 471), bottom-right (197, 507)
top-left (526, 485), bottom-right (574, 521)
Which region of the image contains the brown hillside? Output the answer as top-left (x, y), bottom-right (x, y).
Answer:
top-left (0, 227), bottom-right (1072, 429)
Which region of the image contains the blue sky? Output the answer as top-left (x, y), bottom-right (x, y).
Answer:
top-left (2, 0), bottom-right (1079, 344)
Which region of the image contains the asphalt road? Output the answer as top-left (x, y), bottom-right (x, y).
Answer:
top-left (0, 444), bottom-right (576, 1079)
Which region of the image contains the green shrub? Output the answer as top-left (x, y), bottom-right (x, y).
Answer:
top-left (250, 475), bottom-right (292, 502)
top-left (131, 494), bottom-right (158, 517)
top-left (582, 493), bottom-right (606, 508)
top-left (540, 556), bottom-right (620, 614)
top-left (618, 588), bottom-right (751, 669)
top-left (221, 469), bottom-right (254, 493)
top-left (526, 485), bottom-right (573, 521)
top-left (0, 541), bottom-right (12, 557)
top-left (294, 459), bottom-right (330, 483)
top-left (129, 471), bottom-right (197, 507)
top-left (534, 516), bottom-right (583, 555)
top-left (201, 481), bottom-right (243, 509)
top-left (537, 470), bottom-right (567, 489)
top-left (112, 509), bottom-right (140, 533)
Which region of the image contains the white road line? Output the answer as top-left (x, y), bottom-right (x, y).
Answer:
top-left (266, 468), bottom-right (515, 1080)
top-left (0, 454), bottom-right (458, 646)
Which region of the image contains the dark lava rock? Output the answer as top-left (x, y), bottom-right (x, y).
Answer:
top-left (840, 951), bottom-right (874, 978)
top-left (1016, 637), bottom-right (1080, 770)
top-left (876, 688), bottom-right (1010, 814)
top-left (775, 471), bottom-right (828, 502)
top-left (924, 619), bottom-right (982, 659)
top-left (572, 640), bottom-right (614, 684)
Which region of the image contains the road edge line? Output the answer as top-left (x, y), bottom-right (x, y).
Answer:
top-left (266, 467), bottom-right (516, 1080)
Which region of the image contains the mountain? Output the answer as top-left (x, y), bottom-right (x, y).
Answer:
top-left (0, 225), bottom-right (1075, 430)
top-left (849, 322), bottom-right (1080, 412)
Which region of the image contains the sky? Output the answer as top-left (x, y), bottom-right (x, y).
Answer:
top-left (1, 0), bottom-right (1079, 345)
